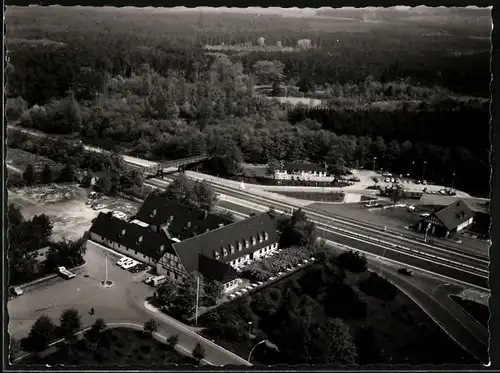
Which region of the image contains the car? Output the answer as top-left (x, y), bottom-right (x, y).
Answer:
top-left (121, 260), bottom-right (139, 270)
top-left (144, 276), bottom-right (155, 284)
top-left (269, 276), bottom-right (276, 281)
top-left (228, 294), bottom-right (236, 299)
top-left (117, 257), bottom-right (132, 266)
top-left (93, 204), bottom-right (106, 210)
top-left (130, 263), bottom-right (148, 273)
top-left (257, 281), bottom-right (264, 286)
top-left (128, 263), bottom-right (141, 272)
top-left (234, 291), bottom-right (242, 296)
top-left (57, 266), bottom-right (76, 279)
top-left (9, 286), bottom-right (24, 297)
top-left (277, 272), bottom-right (284, 276)
top-left (398, 268), bottom-right (413, 276)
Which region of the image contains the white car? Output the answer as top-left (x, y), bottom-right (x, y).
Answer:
top-left (144, 276), bottom-right (155, 284)
top-left (94, 204), bottom-right (106, 210)
top-left (277, 272), bottom-right (284, 276)
top-left (269, 276), bottom-right (276, 281)
top-left (234, 291), bottom-right (242, 296)
top-left (121, 260), bottom-right (139, 270)
top-left (228, 293), bottom-right (236, 299)
top-left (250, 283), bottom-right (259, 288)
top-left (257, 281), bottom-right (264, 286)
top-left (117, 257), bottom-right (132, 266)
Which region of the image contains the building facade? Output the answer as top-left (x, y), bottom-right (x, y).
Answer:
top-left (274, 162), bottom-right (330, 181)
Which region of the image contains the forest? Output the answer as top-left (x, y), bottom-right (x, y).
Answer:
top-left (5, 6), bottom-right (492, 196)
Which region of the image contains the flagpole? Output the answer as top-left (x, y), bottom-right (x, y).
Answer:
top-left (195, 273), bottom-right (200, 326)
top-left (105, 253), bottom-right (108, 283)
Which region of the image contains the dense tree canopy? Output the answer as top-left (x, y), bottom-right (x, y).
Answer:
top-left (5, 6), bottom-right (491, 196)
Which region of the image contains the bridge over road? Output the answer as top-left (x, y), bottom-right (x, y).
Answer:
top-left (135, 154), bottom-right (211, 177)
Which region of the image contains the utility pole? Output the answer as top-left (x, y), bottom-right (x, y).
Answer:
top-left (104, 253), bottom-right (108, 284)
top-left (422, 161), bottom-right (427, 181)
top-left (451, 172), bottom-right (456, 191)
top-left (373, 157), bottom-right (377, 172)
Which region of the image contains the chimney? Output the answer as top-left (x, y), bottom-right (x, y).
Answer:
top-left (205, 228), bottom-right (210, 233)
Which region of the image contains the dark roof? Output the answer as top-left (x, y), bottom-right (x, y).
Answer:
top-left (172, 212), bottom-right (279, 276)
top-left (135, 194), bottom-right (232, 240)
top-left (89, 212), bottom-right (176, 260)
top-left (198, 254), bottom-right (238, 283)
top-left (283, 162), bottom-right (325, 173)
top-left (433, 199), bottom-right (475, 231)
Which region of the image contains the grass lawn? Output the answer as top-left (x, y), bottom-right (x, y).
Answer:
top-left (19, 327), bottom-right (195, 366)
top-left (275, 191), bottom-right (345, 202)
top-left (7, 147), bottom-right (64, 173)
top-left (450, 295), bottom-right (489, 330)
top-left (199, 261), bottom-right (478, 365)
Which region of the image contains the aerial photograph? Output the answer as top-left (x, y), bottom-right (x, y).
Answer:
top-left (5, 5), bottom-right (491, 367)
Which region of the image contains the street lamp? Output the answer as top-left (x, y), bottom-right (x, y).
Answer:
top-left (248, 321), bottom-right (253, 336)
top-left (451, 173), bottom-right (456, 191)
top-left (422, 161), bottom-right (427, 182)
top-left (248, 339), bottom-right (280, 363)
top-left (373, 157), bottom-right (377, 173)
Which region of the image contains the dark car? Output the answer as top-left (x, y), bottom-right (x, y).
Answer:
top-left (398, 268), bottom-right (413, 276)
top-left (129, 263), bottom-right (148, 273)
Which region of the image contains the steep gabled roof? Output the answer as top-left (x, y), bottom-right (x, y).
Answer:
top-left (172, 212), bottom-right (279, 275)
top-left (89, 212), bottom-right (176, 260)
top-left (198, 254), bottom-right (238, 283)
top-left (433, 199), bottom-right (475, 231)
top-left (135, 194), bottom-right (231, 240)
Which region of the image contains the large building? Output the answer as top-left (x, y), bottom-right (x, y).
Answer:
top-left (414, 199), bottom-right (475, 238)
top-left (274, 162), bottom-right (329, 181)
top-left (86, 194), bottom-right (280, 292)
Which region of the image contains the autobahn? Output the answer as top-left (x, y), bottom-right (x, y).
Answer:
top-left (8, 125), bottom-right (489, 289)
top-left (145, 177), bottom-right (489, 290)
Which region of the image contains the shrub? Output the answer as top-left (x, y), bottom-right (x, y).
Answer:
top-left (337, 250), bottom-right (368, 273)
top-left (358, 272), bottom-right (397, 301)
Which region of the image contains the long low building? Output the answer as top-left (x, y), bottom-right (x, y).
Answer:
top-left (86, 194), bottom-right (280, 292)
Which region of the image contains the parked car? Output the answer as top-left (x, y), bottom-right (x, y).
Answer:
top-left (398, 268), bottom-right (413, 276)
top-left (117, 257), bottom-right (132, 266)
top-left (9, 286), bottom-right (24, 297)
top-left (228, 293), bottom-right (236, 299)
top-left (121, 260), bottom-right (139, 270)
top-left (57, 266), bottom-right (76, 279)
top-left (130, 263), bottom-right (148, 273)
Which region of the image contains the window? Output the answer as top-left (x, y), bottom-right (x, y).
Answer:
top-left (135, 251), bottom-right (138, 255)
top-left (214, 250), bottom-right (220, 260)
top-left (245, 239), bottom-right (249, 248)
top-left (264, 232), bottom-right (269, 240)
top-left (222, 247), bottom-right (228, 256)
top-left (229, 244), bottom-right (235, 255)
top-left (251, 236), bottom-right (256, 245)
top-left (237, 240), bottom-right (243, 250)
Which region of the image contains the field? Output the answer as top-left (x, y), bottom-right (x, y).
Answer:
top-left (275, 191), bottom-right (345, 202)
top-left (20, 327), bottom-right (194, 366)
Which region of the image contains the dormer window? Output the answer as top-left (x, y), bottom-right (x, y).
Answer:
top-left (259, 233), bottom-right (263, 243)
top-left (229, 244), bottom-right (235, 254)
top-left (168, 215), bottom-right (174, 223)
top-left (264, 231), bottom-right (269, 240)
top-left (251, 236), bottom-right (256, 245)
top-left (214, 250), bottom-right (220, 260)
top-left (187, 221), bottom-right (192, 228)
top-left (222, 247), bottom-right (228, 256)
top-left (150, 209), bottom-right (157, 218)
top-left (136, 236), bottom-right (143, 245)
top-left (119, 229), bottom-right (126, 237)
top-left (237, 240), bottom-right (243, 250)
top-left (245, 239), bottom-right (249, 248)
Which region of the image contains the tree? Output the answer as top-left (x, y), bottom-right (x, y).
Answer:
top-left (60, 308), bottom-right (82, 339)
top-left (8, 203), bottom-right (24, 229)
top-left (22, 164), bottom-right (36, 186)
top-left (163, 174), bottom-right (193, 205)
top-left (27, 315), bottom-right (56, 352)
top-left (279, 208), bottom-right (317, 248)
top-left (324, 318), bottom-right (357, 364)
top-left (59, 163), bottom-right (77, 183)
top-left (171, 271), bottom-right (205, 319)
top-left (45, 237), bottom-right (86, 272)
top-left (337, 250), bottom-right (368, 273)
top-left (144, 318), bottom-right (158, 335)
top-left (40, 164), bottom-right (53, 184)
top-left (166, 334), bottom-right (179, 350)
top-left (192, 342), bottom-right (206, 364)
top-left (192, 180), bottom-right (217, 212)
top-left (203, 280), bottom-right (224, 307)
top-left (27, 214), bottom-right (53, 249)
top-left (90, 318), bottom-right (107, 336)
top-left (155, 277), bottom-right (179, 307)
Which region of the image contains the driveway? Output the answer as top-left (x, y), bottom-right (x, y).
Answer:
top-left (8, 246), bottom-right (155, 340)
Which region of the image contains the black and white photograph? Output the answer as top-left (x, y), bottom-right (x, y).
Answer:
top-left (5, 5), bottom-right (492, 367)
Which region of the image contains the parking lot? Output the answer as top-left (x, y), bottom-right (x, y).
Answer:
top-left (8, 243), bottom-right (156, 340)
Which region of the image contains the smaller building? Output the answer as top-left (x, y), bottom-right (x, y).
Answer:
top-left (414, 200), bottom-right (475, 238)
top-left (274, 162), bottom-right (329, 180)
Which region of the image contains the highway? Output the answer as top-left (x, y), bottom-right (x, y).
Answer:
top-left (145, 177), bottom-right (489, 290)
top-left (9, 125), bottom-right (490, 289)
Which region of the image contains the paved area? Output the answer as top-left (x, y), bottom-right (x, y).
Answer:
top-left (8, 246), bottom-right (154, 340)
